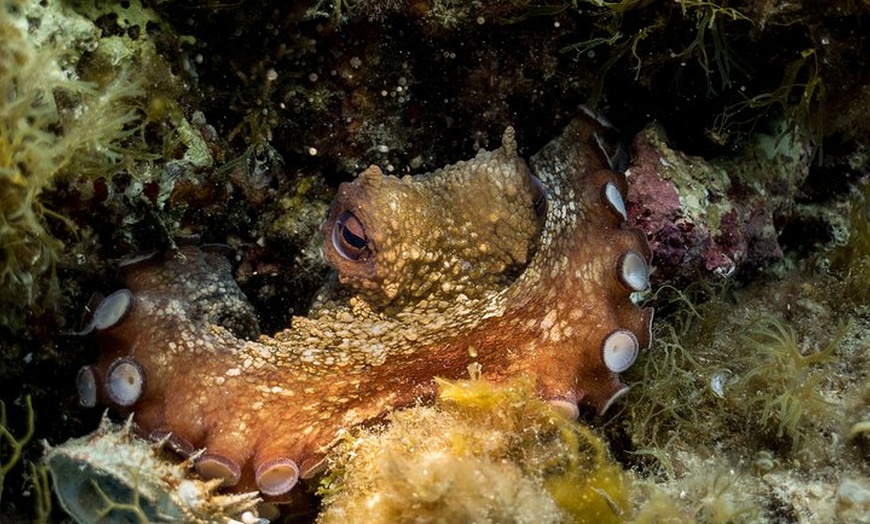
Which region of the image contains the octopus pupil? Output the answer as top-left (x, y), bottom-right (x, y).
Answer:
top-left (334, 210), bottom-right (369, 260)
top-left (531, 175), bottom-right (548, 218)
top-left (341, 224), bottom-right (367, 249)
top-left (534, 194), bottom-right (546, 214)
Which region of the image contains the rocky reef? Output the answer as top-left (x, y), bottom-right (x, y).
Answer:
top-left (43, 416), bottom-right (266, 524)
top-left (1, 0), bottom-right (868, 523)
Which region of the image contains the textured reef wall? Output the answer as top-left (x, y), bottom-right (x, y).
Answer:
top-left (1, 0), bottom-right (868, 522)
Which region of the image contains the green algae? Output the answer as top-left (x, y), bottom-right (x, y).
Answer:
top-left (1, 395), bottom-right (51, 522)
top-left (28, 460), bottom-right (52, 524)
top-left (318, 377), bottom-right (630, 524)
top-left (624, 284), bottom-right (847, 454)
top-left (711, 47), bottom-right (825, 152)
top-left (0, 2), bottom-right (141, 327)
top-left (830, 184), bottom-right (870, 307)
top-left (0, 0), bottom-right (216, 328)
top-left (735, 317), bottom-right (845, 445)
top-left (0, 395), bottom-right (34, 504)
top-left (620, 283), bottom-right (723, 458)
top-left (562, 0), bottom-right (752, 102)
top-left (618, 277), bottom-right (863, 521)
top-left (632, 468), bottom-right (760, 523)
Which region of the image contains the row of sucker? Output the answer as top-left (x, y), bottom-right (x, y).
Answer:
top-left (76, 289), bottom-right (301, 497)
top-left (76, 290), bottom-right (142, 408)
top-left (591, 122), bottom-right (652, 415)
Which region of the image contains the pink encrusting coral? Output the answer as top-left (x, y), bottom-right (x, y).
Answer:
top-left (625, 124), bottom-right (811, 283)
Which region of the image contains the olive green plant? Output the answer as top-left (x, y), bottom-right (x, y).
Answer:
top-left (830, 184), bottom-right (870, 306)
top-left (0, 7), bottom-right (143, 327)
top-left (736, 317), bottom-right (845, 446)
top-left (28, 461), bottom-right (52, 524)
top-left (710, 48), bottom-right (824, 147)
top-left (563, 0), bottom-right (750, 100)
top-left (0, 395), bottom-right (35, 504)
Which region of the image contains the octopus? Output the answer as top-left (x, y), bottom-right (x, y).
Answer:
top-left (75, 109), bottom-right (654, 500)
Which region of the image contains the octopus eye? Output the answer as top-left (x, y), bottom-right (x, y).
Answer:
top-left (531, 175), bottom-right (548, 218)
top-left (333, 210), bottom-right (370, 261)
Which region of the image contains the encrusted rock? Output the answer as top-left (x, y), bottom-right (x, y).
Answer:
top-left (625, 122), bottom-right (813, 283)
top-left (43, 415), bottom-right (267, 524)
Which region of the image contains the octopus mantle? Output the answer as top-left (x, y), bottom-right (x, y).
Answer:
top-left (78, 111), bottom-right (653, 499)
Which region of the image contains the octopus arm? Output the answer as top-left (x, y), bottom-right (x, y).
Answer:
top-left (80, 110), bottom-right (653, 500)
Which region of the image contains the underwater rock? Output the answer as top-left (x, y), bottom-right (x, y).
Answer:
top-left (837, 477), bottom-right (870, 523)
top-left (43, 415), bottom-right (267, 524)
top-left (625, 122), bottom-right (813, 283)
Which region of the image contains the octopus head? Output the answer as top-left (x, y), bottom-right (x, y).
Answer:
top-left (322, 128), bottom-right (547, 310)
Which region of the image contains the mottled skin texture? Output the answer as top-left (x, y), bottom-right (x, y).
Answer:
top-left (87, 112), bottom-right (653, 498)
top-left (322, 127), bottom-right (544, 309)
